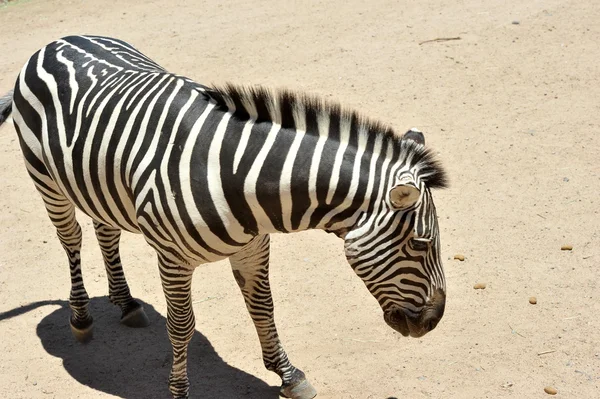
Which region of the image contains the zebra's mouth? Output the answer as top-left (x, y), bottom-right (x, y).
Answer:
top-left (383, 307), bottom-right (434, 338)
top-left (383, 308), bottom-right (410, 337)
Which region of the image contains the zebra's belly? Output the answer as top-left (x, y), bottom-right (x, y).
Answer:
top-left (49, 158), bottom-right (142, 234)
top-left (132, 178), bottom-right (254, 266)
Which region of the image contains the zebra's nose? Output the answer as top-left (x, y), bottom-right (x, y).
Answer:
top-left (405, 289), bottom-right (446, 336)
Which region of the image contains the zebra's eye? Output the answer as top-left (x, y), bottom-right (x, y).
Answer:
top-left (409, 238), bottom-right (431, 251)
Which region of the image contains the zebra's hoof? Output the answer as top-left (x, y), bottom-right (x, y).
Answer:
top-left (280, 379), bottom-right (317, 399)
top-left (120, 304), bottom-right (150, 328)
top-left (70, 319), bottom-right (94, 343)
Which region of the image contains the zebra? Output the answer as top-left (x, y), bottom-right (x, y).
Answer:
top-left (0, 35), bottom-right (448, 399)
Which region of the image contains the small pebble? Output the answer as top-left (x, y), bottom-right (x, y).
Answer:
top-left (529, 297), bottom-right (537, 305)
top-left (454, 254), bottom-right (465, 261)
top-left (473, 283), bottom-right (486, 290)
top-left (561, 245), bottom-right (573, 251)
top-left (512, 20), bottom-right (520, 25)
top-left (544, 386), bottom-right (557, 395)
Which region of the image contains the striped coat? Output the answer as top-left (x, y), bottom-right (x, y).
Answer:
top-left (0, 35), bottom-right (448, 398)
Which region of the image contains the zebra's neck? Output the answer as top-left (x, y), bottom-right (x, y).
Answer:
top-left (211, 102), bottom-right (395, 239)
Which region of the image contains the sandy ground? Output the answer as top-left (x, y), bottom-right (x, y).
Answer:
top-left (1, 0), bottom-right (599, 398)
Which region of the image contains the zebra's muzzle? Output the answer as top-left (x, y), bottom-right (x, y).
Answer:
top-left (383, 289), bottom-right (446, 338)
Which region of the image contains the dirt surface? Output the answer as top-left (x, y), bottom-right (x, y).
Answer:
top-left (1, 0), bottom-right (599, 398)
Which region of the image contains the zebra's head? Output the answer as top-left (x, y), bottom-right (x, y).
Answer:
top-left (343, 128), bottom-right (448, 338)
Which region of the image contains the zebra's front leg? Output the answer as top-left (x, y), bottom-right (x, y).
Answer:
top-left (158, 255), bottom-right (196, 399)
top-left (229, 235), bottom-right (317, 399)
top-left (93, 221), bottom-right (149, 327)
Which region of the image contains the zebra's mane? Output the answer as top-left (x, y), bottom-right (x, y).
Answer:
top-left (207, 83), bottom-right (447, 189)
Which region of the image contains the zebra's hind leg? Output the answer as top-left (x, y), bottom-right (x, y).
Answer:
top-left (229, 235), bottom-right (317, 399)
top-left (40, 193), bottom-right (93, 343)
top-left (93, 221), bottom-right (149, 328)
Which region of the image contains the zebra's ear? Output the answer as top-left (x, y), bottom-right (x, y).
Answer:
top-left (402, 128), bottom-right (425, 145)
top-left (389, 182), bottom-right (421, 210)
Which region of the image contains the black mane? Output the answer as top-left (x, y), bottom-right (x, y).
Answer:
top-left (206, 83), bottom-right (448, 189)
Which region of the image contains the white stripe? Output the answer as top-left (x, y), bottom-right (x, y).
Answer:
top-left (55, 50), bottom-right (79, 114)
top-left (243, 122), bottom-right (281, 232)
top-left (118, 71), bottom-right (145, 95)
top-left (279, 102), bottom-right (306, 231)
top-left (363, 134), bottom-right (383, 207)
top-left (135, 177), bottom-right (178, 251)
top-left (325, 114), bottom-right (351, 204)
top-left (207, 111), bottom-right (253, 242)
top-left (321, 124), bottom-right (392, 230)
top-left (85, 36), bottom-right (162, 71)
top-left (81, 71), bottom-right (137, 226)
top-left (156, 90), bottom-right (212, 260)
top-left (330, 125), bottom-right (368, 233)
top-left (178, 102), bottom-right (241, 257)
top-left (35, 47), bottom-right (97, 218)
top-left (130, 76), bottom-right (177, 187)
top-left (122, 74), bottom-right (170, 186)
top-left (126, 73), bottom-right (161, 110)
top-left (12, 69), bottom-right (44, 165)
top-left (86, 68), bottom-right (123, 114)
top-left (57, 39), bottom-right (122, 72)
top-left (115, 74), bottom-right (167, 184)
top-left (12, 104), bottom-right (59, 194)
top-left (232, 120), bottom-right (254, 174)
top-left (298, 111), bottom-right (329, 230)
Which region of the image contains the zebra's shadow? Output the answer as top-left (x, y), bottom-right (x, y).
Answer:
top-left (32, 297), bottom-right (279, 398)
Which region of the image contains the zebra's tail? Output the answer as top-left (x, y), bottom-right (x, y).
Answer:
top-left (0, 90), bottom-right (14, 126)
top-left (0, 299), bottom-right (67, 323)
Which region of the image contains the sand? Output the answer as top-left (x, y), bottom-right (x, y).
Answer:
top-left (0, 0), bottom-right (599, 397)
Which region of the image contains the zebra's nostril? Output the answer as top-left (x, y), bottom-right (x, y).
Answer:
top-left (418, 312), bottom-right (435, 332)
top-left (426, 316), bottom-right (440, 331)
top-left (426, 319), bottom-right (434, 332)
top-left (421, 294), bottom-right (445, 332)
